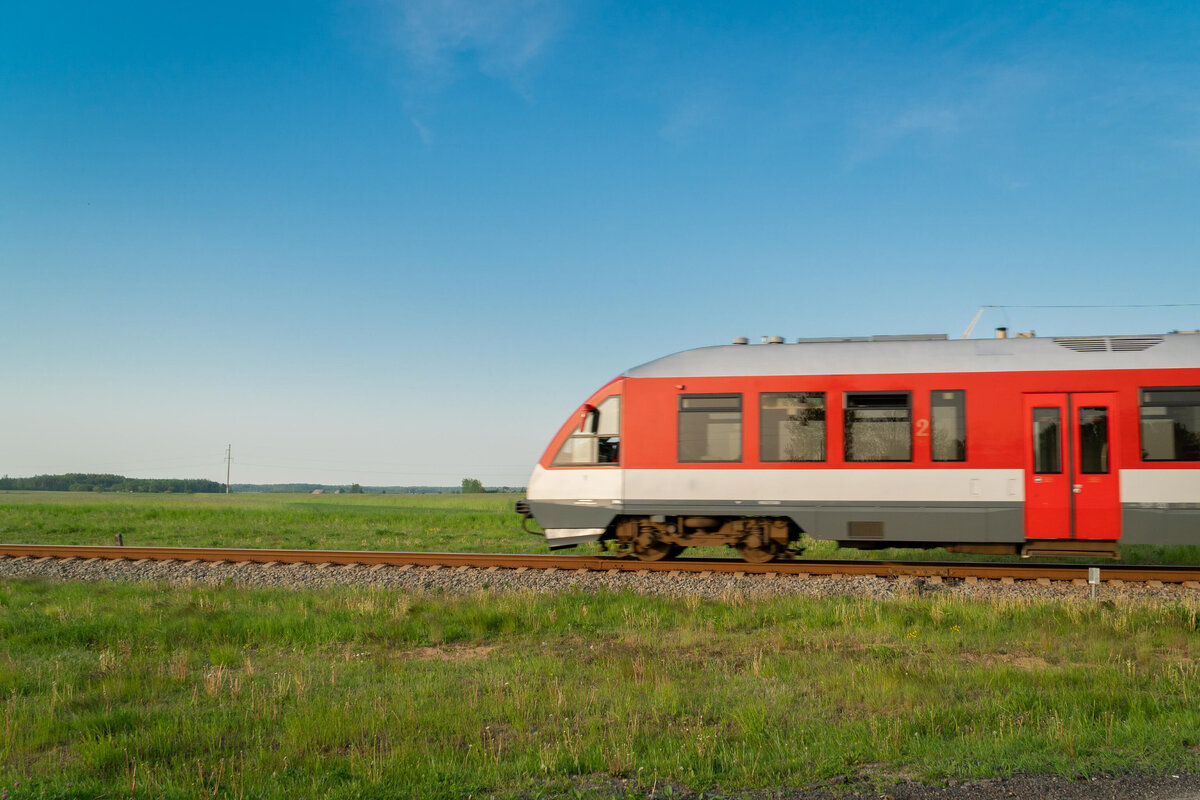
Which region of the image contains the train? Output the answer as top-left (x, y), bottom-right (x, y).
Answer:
top-left (515, 329), bottom-right (1200, 562)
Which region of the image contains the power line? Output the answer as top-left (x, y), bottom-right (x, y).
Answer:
top-left (962, 302), bottom-right (1199, 338)
top-left (980, 303), bottom-right (1200, 309)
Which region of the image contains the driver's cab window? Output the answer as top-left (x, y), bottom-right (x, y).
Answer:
top-left (552, 396), bottom-right (620, 465)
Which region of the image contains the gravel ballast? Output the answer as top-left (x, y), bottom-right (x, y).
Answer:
top-left (3, 554), bottom-right (1200, 605)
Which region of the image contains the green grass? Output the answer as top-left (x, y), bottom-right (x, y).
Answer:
top-left (0, 580), bottom-right (1197, 799)
top-left (0, 490), bottom-right (542, 553)
top-left (2, 490), bottom-right (1198, 565)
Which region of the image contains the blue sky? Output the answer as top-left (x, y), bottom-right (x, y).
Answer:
top-left (2, 1), bottom-right (1198, 486)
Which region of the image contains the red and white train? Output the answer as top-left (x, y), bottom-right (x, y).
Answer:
top-left (516, 331), bottom-right (1200, 562)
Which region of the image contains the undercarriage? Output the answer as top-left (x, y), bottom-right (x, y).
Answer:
top-left (607, 515), bottom-right (801, 563)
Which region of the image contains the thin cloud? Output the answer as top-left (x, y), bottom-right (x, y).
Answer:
top-left (658, 94), bottom-right (722, 147)
top-left (847, 103), bottom-right (962, 164)
top-left (1168, 137), bottom-right (1200, 163)
top-left (410, 116), bottom-right (433, 145)
top-left (846, 63), bottom-right (1047, 166)
top-left (390, 0), bottom-right (569, 92)
top-left (887, 106), bottom-right (961, 136)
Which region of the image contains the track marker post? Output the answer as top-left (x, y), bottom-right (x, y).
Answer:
top-left (1088, 567), bottom-right (1100, 600)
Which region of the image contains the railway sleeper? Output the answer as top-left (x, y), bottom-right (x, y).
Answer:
top-left (608, 515), bottom-right (801, 563)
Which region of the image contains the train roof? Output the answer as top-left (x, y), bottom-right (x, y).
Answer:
top-left (623, 332), bottom-right (1200, 378)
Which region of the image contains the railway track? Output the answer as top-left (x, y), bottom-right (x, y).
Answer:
top-left (2, 543), bottom-right (1199, 586)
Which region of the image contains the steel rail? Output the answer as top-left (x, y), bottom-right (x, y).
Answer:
top-left (2, 543), bottom-right (1200, 584)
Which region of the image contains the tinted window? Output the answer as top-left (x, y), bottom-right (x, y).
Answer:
top-left (1079, 406), bottom-right (1109, 474)
top-left (1141, 387), bottom-right (1200, 462)
top-left (1032, 407), bottom-right (1061, 474)
top-left (679, 394), bottom-right (742, 462)
top-left (761, 393), bottom-right (825, 462)
top-left (845, 392), bottom-right (911, 462)
top-left (931, 390), bottom-right (966, 462)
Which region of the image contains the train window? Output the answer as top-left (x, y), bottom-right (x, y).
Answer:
top-left (1032, 407), bottom-right (1062, 474)
top-left (679, 394), bottom-right (742, 462)
top-left (551, 396), bottom-right (620, 466)
top-left (1079, 407), bottom-right (1109, 474)
top-left (761, 393), bottom-right (825, 461)
top-left (844, 392), bottom-right (911, 462)
top-left (931, 390), bottom-right (966, 462)
top-left (1140, 387), bottom-right (1200, 462)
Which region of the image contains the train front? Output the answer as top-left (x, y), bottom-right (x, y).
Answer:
top-left (515, 378), bottom-right (624, 550)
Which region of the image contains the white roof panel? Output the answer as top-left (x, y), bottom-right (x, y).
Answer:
top-left (623, 334), bottom-right (1200, 378)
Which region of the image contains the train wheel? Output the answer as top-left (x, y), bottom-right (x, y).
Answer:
top-left (736, 542), bottom-right (780, 563)
top-left (634, 540), bottom-right (677, 561)
top-left (629, 519), bottom-right (684, 561)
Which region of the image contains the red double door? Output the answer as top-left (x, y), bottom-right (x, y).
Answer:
top-left (1023, 392), bottom-right (1121, 540)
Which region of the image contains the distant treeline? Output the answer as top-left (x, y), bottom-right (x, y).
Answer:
top-left (231, 484), bottom-right (525, 494)
top-left (0, 474), bottom-right (224, 493)
top-left (230, 483), bottom-right (454, 494)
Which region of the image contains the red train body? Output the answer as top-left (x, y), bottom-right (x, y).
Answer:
top-left (518, 332), bottom-right (1200, 561)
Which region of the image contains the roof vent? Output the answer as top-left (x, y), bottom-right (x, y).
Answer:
top-left (796, 336), bottom-right (872, 343)
top-left (1054, 336), bottom-right (1164, 353)
top-left (1110, 336), bottom-right (1164, 352)
top-left (869, 334), bottom-right (949, 342)
top-left (767, 335), bottom-right (785, 344)
top-left (1054, 337), bottom-right (1107, 353)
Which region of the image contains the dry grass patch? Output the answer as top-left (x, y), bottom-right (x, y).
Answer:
top-left (407, 644), bottom-right (498, 662)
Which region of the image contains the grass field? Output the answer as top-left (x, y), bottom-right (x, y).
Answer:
top-left (0, 491), bottom-right (539, 553)
top-left (2, 491), bottom-right (1200, 798)
top-left (1, 490), bottom-right (1198, 565)
top-left (2, 580), bottom-right (1198, 799)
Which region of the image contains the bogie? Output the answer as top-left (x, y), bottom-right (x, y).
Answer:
top-left (610, 515), bottom-right (799, 562)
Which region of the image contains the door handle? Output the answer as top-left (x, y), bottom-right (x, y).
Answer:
top-left (1072, 484), bottom-right (1082, 494)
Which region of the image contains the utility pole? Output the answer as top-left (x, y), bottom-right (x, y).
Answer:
top-left (225, 444), bottom-right (232, 494)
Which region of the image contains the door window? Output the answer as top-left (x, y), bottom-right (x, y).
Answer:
top-left (1032, 407), bottom-right (1062, 474)
top-left (1079, 407), bottom-right (1110, 474)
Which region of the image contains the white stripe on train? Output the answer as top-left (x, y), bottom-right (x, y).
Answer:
top-left (528, 465), bottom-right (1200, 506)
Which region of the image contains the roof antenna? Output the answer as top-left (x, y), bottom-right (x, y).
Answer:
top-left (961, 306), bottom-right (987, 339)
